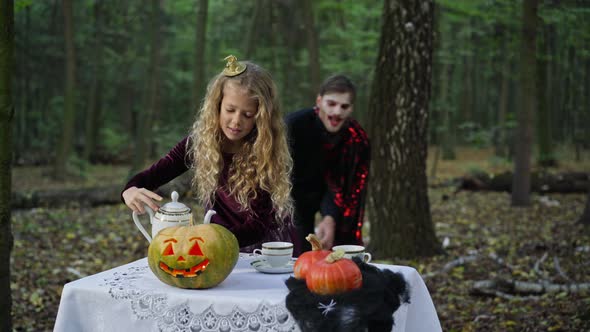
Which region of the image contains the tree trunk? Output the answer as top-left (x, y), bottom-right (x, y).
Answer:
top-left (460, 26), bottom-right (474, 127)
top-left (83, 0), bottom-right (104, 164)
top-left (436, 8), bottom-right (455, 160)
top-left (368, 0), bottom-right (441, 259)
top-left (578, 189), bottom-right (590, 226)
top-left (276, 0), bottom-right (298, 109)
top-left (0, 0), bottom-right (14, 329)
top-left (536, 23), bottom-right (556, 167)
top-left (441, 64), bottom-right (456, 160)
top-left (131, 0), bottom-right (160, 174)
top-left (512, 0), bottom-right (538, 206)
top-left (117, 3), bottom-right (135, 156)
top-left (15, 5), bottom-right (30, 162)
top-left (192, 0), bottom-right (208, 109)
top-left (495, 51), bottom-right (510, 158)
top-left (244, 1), bottom-right (262, 59)
top-left (572, 47), bottom-right (585, 162)
top-left (54, 0), bottom-right (77, 179)
top-left (302, 0), bottom-right (320, 99)
top-left (561, 46), bottom-right (574, 145)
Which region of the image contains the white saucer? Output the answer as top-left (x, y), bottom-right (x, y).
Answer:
top-left (250, 258), bottom-right (295, 274)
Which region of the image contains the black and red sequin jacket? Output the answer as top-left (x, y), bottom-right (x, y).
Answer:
top-left (286, 108), bottom-right (370, 244)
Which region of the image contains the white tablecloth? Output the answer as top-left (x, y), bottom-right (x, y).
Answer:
top-left (54, 254), bottom-right (441, 332)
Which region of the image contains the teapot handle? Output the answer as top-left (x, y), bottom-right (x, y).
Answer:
top-left (132, 205), bottom-right (155, 243)
top-left (204, 210), bottom-right (217, 224)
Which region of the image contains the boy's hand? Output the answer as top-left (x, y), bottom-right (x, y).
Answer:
top-left (316, 216), bottom-right (336, 249)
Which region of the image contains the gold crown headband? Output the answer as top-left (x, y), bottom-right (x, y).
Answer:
top-left (223, 55), bottom-right (247, 77)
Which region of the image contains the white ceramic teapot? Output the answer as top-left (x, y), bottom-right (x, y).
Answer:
top-left (132, 191), bottom-right (192, 243)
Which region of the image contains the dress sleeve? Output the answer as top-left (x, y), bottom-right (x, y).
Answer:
top-left (212, 190), bottom-right (276, 248)
top-left (122, 137), bottom-right (191, 197)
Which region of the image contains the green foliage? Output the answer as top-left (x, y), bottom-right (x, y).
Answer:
top-left (99, 127), bottom-right (130, 157)
top-left (11, 0), bottom-right (590, 166)
top-left (458, 122), bottom-right (493, 148)
top-left (465, 163), bottom-right (486, 177)
top-left (14, 0), bottom-right (32, 12)
top-left (488, 155), bottom-right (511, 169)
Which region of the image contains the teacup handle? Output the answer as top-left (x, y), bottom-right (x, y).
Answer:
top-left (132, 205), bottom-right (155, 243)
top-left (252, 249), bottom-right (263, 257)
top-left (363, 253), bottom-right (372, 263)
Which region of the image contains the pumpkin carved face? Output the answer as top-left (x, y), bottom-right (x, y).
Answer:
top-left (148, 223), bottom-right (239, 289)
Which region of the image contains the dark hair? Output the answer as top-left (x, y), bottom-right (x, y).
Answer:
top-left (318, 74), bottom-right (356, 103)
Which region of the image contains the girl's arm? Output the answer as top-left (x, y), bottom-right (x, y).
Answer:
top-left (122, 137), bottom-right (191, 213)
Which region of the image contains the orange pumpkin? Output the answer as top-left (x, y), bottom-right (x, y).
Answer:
top-left (293, 234), bottom-right (331, 280)
top-left (305, 250), bottom-right (362, 295)
top-left (147, 219), bottom-right (239, 289)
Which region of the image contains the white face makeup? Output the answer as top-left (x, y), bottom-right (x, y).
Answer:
top-left (316, 92), bottom-right (354, 133)
top-left (219, 82), bottom-right (258, 152)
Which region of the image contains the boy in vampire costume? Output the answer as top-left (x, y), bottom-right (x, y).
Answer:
top-left (286, 75), bottom-right (370, 252)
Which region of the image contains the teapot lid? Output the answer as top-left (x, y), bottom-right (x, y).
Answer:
top-left (159, 191), bottom-right (191, 215)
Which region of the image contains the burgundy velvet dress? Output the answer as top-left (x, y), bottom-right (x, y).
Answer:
top-left (123, 137), bottom-right (298, 254)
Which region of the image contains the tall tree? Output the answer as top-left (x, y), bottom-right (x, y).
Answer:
top-left (512, 0), bottom-right (538, 206)
top-left (495, 39), bottom-right (511, 158)
top-left (368, 0), bottom-right (441, 258)
top-left (83, 0), bottom-right (104, 163)
top-left (244, 0), bottom-right (263, 59)
top-left (536, 21), bottom-right (556, 167)
top-left (132, 0), bottom-right (161, 174)
top-left (276, 0), bottom-right (301, 110)
top-left (54, 0), bottom-right (76, 179)
top-left (437, 18), bottom-right (455, 160)
top-left (578, 190), bottom-right (590, 226)
top-left (459, 23), bottom-right (474, 127)
top-left (192, 0), bottom-right (208, 108)
top-left (302, 0), bottom-right (320, 99)
top-left (0, 0), bottom-right (14, 329)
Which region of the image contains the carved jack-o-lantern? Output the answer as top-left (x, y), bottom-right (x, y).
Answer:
top-left (147, 213), bottom-right (239, 289)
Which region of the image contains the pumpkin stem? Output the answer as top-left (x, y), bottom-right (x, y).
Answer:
top-left (204, 210), bottom-right (217, 224)
top-left (306, 234), bottom-right (323, 251)
top-left (326, 249), bottom-right (345, 263)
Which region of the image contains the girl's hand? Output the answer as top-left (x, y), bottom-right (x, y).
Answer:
top-left (122, 186), bottom-right (163, 214)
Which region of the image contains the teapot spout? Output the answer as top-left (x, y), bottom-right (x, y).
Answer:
top-left (204, 210), bottom-right (217, 224)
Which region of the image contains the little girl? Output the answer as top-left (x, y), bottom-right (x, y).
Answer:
top-left (122, 56), bottom-right (297, 253)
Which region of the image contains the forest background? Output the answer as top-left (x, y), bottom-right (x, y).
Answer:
top-left (1, 0), bottom-right (590, 331)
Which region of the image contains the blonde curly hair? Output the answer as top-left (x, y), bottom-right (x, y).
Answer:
top-left (189, 61), bottom-right (293, 223)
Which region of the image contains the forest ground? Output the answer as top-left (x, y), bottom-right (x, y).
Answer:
top-left (9, 146), bottom-right (590, 331)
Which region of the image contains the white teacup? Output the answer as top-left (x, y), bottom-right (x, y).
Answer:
top-left (332, 245), bottom-right (372, 263)
top-left (253, 242), bottom-right (293, 268)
